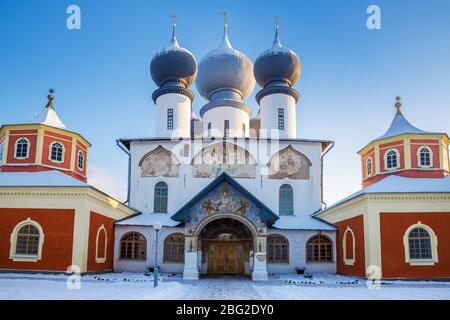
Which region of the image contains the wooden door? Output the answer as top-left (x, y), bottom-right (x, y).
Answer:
top-left (208, 242), bottom-right (244, 275)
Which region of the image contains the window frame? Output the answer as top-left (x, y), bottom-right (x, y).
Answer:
top-left (366, 157), bottom-right (373, 177)
top-left (163, 233), bottom-right (185, 263)
top-left (384, 148), bottom-right (400, 171)
top-left (403, 222), bottom-right (438, 266)
top-left (95, 225), bottom-right (108, 263)
top-left (77, 150), bottom-right (84, 171)
top-left (9, 218), bottom-right (45, 262)
top-left (306, 234), bottom-right (333, 263)
top-left (48, 141), bottom-right (65, 163)
top-left (278, 108), bottom-right (285, 130)
top-left (279, 184), bottom-right (294, 216)
top-left (224, 120), bottom-right (230, 138)
top-left (14, 137), bottom-right (30, 160)
top-left (417, 146), bottom-right (433, 168)
top-left (153, 181), bottom-right (168, 213)
top-left (342, 227), bottom-right (356, 266)
top-left (167, 108), bottom-right (174, 130)
top-left (267, 234), bottom-right (289, 263)
top-left (119, 232), bottom-right (147, 261)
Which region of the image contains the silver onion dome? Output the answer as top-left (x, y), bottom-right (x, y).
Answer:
top-left (150, 28), bottom-right (197, 88)
top-left (254, 28), bottom-right (301, 88)
top-left (196, 29), bottom-right (255, 101)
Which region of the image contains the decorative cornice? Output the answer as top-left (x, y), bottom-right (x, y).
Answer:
top-left (152, 86), bottom-right (194, 103)
top-left (256, 85), bottom-right (299, 105)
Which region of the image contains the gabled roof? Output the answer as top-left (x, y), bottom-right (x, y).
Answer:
top-left (171, 172), bottom-right (279, 225)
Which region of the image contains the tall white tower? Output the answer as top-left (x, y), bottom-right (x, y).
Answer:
top-left (254, 19), bottom-right (301, 139)
top-left (150, 19), bottom-right (197, 138)
top-left (195, 13), bottom-right (255, 138)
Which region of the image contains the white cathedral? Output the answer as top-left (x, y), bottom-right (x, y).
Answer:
top-left (113, 19), bottom-right (336, 281)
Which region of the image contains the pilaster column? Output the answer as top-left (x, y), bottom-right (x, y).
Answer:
top-left (183, 235), bottom-right (199, 280)
top-left (252, 235), bottom-right (268, 281)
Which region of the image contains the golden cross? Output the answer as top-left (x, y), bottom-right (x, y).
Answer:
top-left (395, 96), bottom-right (402, 114)
top-left (275, 15), bottom-right (279, 30)
top-left (171, 14), bottom-right (177, 37)
top-left (223, 11), bottom-right (228, 30)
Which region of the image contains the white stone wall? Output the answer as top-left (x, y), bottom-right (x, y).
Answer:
top-left (266, 229), bottom-right (336, 274)
top-left (259, 93), bottom-right (297, 139)
top-left (155, 93), bottom-right (192, 138)
top-left (202, 106), bottom-right (250, 138)
top-left (114, 225), bottom-right (185, 273)
top-left (128, 139), bottom-right (323, 217)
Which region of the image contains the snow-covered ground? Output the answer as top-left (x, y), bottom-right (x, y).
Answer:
top-left (0, 272), bottom-right (449, 300)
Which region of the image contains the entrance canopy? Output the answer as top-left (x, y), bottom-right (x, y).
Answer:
top-left (171, 172), bottom-right (278, 227)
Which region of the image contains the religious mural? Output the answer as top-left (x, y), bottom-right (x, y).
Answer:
top-left (192, 142), bottom-right (256, 178)
top-left (139, 145), bottom-right (180, 177)
top-left (267, 145), bottom-right (311, 179)
top-left (186, 181), bottom-right (266, 230)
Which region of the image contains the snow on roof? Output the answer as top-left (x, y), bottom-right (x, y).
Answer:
top-left (322, 176), bottom-right (450, 212)
top-left (374, 112), bottom-right (436, 142)
top-left (272, 215), bottom-right (336, 231)
top-left (30, 107), bottom-right (66, 129)
top-left (116, 213), bottom-right (181, 227)
top-left (0, 171), bottom-right (87, 187)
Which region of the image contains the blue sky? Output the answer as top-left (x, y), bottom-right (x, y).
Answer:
top-left (1, 0), bottom-right (449, 204)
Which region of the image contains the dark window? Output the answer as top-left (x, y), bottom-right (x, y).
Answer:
top-left (120, 232), bottom-right (147, 260)
top-left (279, 184), bottom-right (294, 216)
top-left (167, 108), bottom-right (174, 130)
top-left (15, 138), bottom-right (29, 158)
top-left (267, 235), bottom-right (289, 263)
top-left (207, 122), bottom-right (212, 137)
top-left (306, 235), bottom-right (333, 262)
top-left (386, 150), bottom-right (398, 169)
top-left (163, 233), bottom-right (185, 262)
top-left (419, 147), bottom-right (431, 167)
top-left (408, 228), bottom-right (432, 260)
top-left (77, 151), bottom-right (84, 170)
top-left (224, 120), bottom-right (230, 138)
top-left (50, 142), bottom-right (64, 162)
top-left (154, 181), bottom-right (168, 213)
top-left (242, 123), bottom-right (246, 137)
top-left (278, 108), bottom-right (285, 130)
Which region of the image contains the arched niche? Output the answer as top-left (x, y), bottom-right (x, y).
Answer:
top-left (139, 145), bottom-right (181, 177)
top-left (267, 145), bottom-right (311, 179)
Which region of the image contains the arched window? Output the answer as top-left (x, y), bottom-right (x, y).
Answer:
top-left (306, 235), bottom-right (333, 262)
top-left (49, 141), bottom-right (64, 162)
top-left (343, 227), bottom-right (355, 266)
top-left (95, 225), bottom-right (107, 263)
top-left (120, 232), bottom-right (146, 260)
top-left (163, 233), bottom-right (185, 262)
top-left (403, 223), bottom-right (438, 265)
top-left (279, 184), bottom-right (294, 216)
top-left (366, 157), bottom-right (373, 177)
top-left (154, 182), bottom-right (168, 213)
top-left (15, 224), bottom-right (40, 255)
top-left (15, 138), bottom-right (29, 159)
top-left (267, 235), bottom-right (289, 263)
top-left (385, 149), bottom-right (399, 170)
top-left (418, 146), bottom-right (432, 167)
top-left (77, 150), bottom-right (84, 170)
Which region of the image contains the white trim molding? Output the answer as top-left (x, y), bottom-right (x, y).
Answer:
top-left (343, 226), bottom-right (356, 266)
top-left (417, 145), bottom-right (433, 168)
top-left (95, 224), bottom-right (108, 263)
top-left (403, 221), bottom-right (438, 266)
top-left (9, 218), bottom-right (45, 262)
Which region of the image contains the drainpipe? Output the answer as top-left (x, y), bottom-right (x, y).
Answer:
top-left (320, 141), bottom-right (335, 210)
top-left (116, 139), bottom-right (131, 205)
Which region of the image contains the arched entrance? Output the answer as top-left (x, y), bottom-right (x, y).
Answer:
top-left (199, 218), bottom-right (254, 275)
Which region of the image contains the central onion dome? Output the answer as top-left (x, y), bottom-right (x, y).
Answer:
top-left (196, 29), bottom-right (255, 102)
top-left (150, 23), bottom-right (197, 102)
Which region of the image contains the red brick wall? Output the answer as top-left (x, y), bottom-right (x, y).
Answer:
top-left (86, 212), bottom-right (116, 272)
top-left (41, 131), bottom-right (72, 170)
top-left (335, 215), bottom-right (366, 277)
top-left (380, 212), bottom-right (450, 278)
top-left (410, 139), bottom-right (440, 169)
top-left (6, 130), bottom-right (38, 164)
top-left (379, 140), bottom-right (405, 173)
top-left (0, 208), bottom-right (75, 271)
